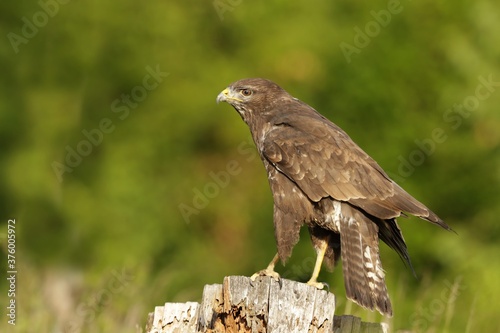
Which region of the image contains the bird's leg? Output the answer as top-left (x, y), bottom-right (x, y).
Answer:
top-left (250, 253), bottom-right (281, 283)
top-left (307, 238), bottom-right (329, 290)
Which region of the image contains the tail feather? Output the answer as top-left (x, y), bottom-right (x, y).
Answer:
top-left (338, 204), bottom-right (393, 317)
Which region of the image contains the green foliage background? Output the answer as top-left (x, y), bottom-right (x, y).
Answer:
top-left (1, 0), bottom-right (499, 332)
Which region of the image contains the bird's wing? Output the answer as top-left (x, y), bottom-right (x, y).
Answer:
top-left (262, 107), bottom-right (448, 228)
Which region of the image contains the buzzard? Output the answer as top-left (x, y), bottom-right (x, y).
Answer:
top-left (216, 78), bottom-right (451, 316)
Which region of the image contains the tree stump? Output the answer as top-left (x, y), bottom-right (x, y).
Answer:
top-left (145, 276), bottom-right (386, 333)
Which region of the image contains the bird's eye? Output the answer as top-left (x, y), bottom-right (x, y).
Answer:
top-left (240, 89), bottom-right (252, 97)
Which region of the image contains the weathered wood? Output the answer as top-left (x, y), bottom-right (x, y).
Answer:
top-left (145, 276), bottom-right (386, 333)
top-left (198, 283), bottom-right (223, 331)
top-left (333, 315), bottom-right (386, 333)
top-left (146, 302), bottom-right (200, 333)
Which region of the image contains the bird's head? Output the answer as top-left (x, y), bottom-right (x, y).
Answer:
top-left (216, 78), bottom-right (288, 121)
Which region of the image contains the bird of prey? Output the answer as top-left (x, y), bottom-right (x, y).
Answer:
top-left (216, 78), bottom-right (452, 317)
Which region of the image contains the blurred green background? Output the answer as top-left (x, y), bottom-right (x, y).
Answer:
top-left (1, 0), bottom-right (499, 332)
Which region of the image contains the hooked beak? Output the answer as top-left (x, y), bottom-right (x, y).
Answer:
top-left (216, 87), bottom-right (243, 104)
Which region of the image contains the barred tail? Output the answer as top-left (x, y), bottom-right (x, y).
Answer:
top-left (339, 204), bottom-right (393, 317)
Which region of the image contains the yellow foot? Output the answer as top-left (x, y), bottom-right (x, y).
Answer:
top-left (250, 268), bottom-right (281, 283)
top-left (250, 268), bottom-right (282, 288)
top-left (250, 253), bottom-right (282, 287)
top-left (306, 279), bottom-right (329, 290)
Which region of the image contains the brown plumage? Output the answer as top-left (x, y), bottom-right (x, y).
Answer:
top-left (216, 78), bottom-right (452, 317)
